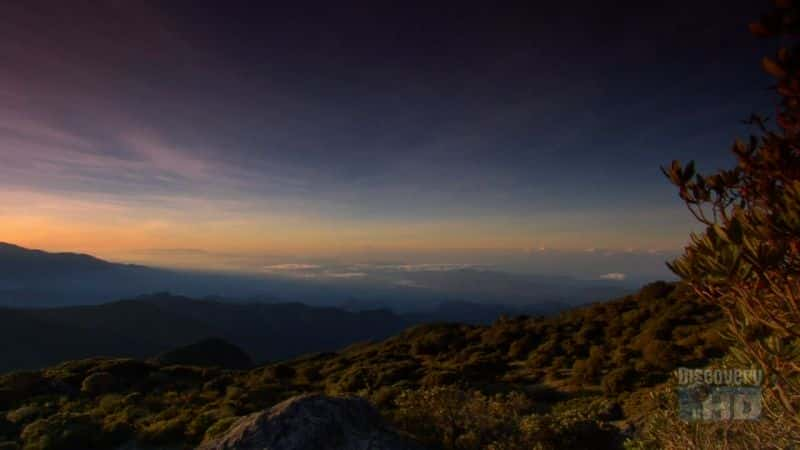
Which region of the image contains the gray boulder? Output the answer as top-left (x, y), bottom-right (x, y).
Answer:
top-left (197, 394), bottom-right (425, 450)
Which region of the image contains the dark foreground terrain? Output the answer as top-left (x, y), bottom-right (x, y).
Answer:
top-left (0, 282), bottom-right (735, 449)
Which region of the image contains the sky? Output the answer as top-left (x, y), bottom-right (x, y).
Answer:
top-left (0, 1), bottom-right (778, 280)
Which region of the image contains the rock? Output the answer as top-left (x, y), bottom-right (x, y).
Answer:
top-left (197, 394), bottom-right (425, 450)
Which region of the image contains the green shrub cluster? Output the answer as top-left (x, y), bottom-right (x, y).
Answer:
top-left (0, 283), bottom-right (727, 449)
top-left (392, 386), bottom-right (621, 450)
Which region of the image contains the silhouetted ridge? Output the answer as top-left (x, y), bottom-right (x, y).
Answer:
top-left (155, 337), bottom-right (253, 369)
top-left (0, 242), bottom-right (114, 278)
top-left (0, 294), bottom-right (412, 372)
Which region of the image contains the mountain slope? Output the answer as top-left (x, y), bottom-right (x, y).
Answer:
top-left (0, 293), bottom-right (413, 372)
top-left (154, 338), bottom-right (254, 369)
top-left (279, 281), bottom-right (726, 400)
top-left (0, 242), bottom-right (115, 279)
top-left (0, 281), bottom-right (727, 450)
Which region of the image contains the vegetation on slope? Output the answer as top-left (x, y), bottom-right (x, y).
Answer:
top-left (153, 338), bottom-right (254, 370)
top-left (0, 282), bottom-right (727, 449)
top-left (0, 295), bottom-right (412, 372)
top-left (660, 1), bottom-right (800, 445)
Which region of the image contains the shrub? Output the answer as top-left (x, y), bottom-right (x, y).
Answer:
top-left (88, 359), bottom-right (155, 381)
top-left (6, 405), bottom-right (42, 425)
top-left (0, 414), bottom-right (16, 438)
top-left (461, 353), bottom-right (506, 380)
top-left (374, 361), bottom-right (419, 386)
top-left (20, 413), bottom-right (107, 450)
top-left (203, 416), bottom-right (239, 441)
top-left (411, 328), bottom-right (460, 356)
top-left (507, 335), bottom-right (540, 360)
top-left (664, 2), bottom-right (800, 437)
top-left (602, 367), bottom-right (636, 396)
top-left (369, 385), bottom-right (399, 409)
top-left (394, 386), bottom-right (533, 450)
top-left (265, 364), bottom-right (296, 381)
top-left (81, 372), bottom-right (117, 396)
top-left (138, 414), bottom-right (190, 444)
top-left (629, 385), bottom-right (795, 450)
top-left (640, 340), bottom-right (677, 371)
top-left (420, 371), bottom-right (460, 387)
top-left (637, 281), bottom-right (674, 301)
top-left (0, 373), bottom-right (46, 407)
top-left (297, 365), bottom-right (322, 383)
top-left (393, 386), bottom-right (622, 450)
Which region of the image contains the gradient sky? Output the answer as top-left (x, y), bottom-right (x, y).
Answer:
top-left (0, 1), bottom-right (777, 277)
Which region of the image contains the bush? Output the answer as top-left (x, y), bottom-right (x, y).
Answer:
top-left (266, 364), bottom-right (296, 381)
top-left (0, 373), bottom-right (46, 407)
top-left (81, 372), bottom-right (117, 396)
top-left (507, 335), bottom-right (540, 360)
top-left (393, 386), bottom-right (622, 450)
top-left (394, 387), bottom-right (532, 450)
top-left (203, 416), bottom-right (239, 442)
top-left (640, 340), bottom-right (677, 371)
top-left (411, 329), bottom-right (460, 356)
top-left (6, 405), bottom-right (42, 426)
top-left (420, 370), bottom-right (460, 387)
top-left (20, 413), bottom-right (107, 450)
top-left (629, 385), bottom-right (795, 450)
top-left (602, 367), bottom-right (636, 396)
top-left (88, 359), bottom-right (155, 381)
top-left (138, 414), bottom-right (190, 444)
top-left (0, 413), bottom-right (16, 437)
top-left (638, 281), bottom-right (674, 301)
top-left (297, 365), bottom-right (322, 383)
top-left (664, 2), bottom-right (800, 437)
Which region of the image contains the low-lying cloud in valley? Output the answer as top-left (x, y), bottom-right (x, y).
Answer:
top-left (599, 272), bottom-right (627, 281)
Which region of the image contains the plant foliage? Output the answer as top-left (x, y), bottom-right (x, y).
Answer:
top-left (664, 0), bottom-right (800, 438)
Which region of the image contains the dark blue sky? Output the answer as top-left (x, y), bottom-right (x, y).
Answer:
top-left (0, 1), bottom-right (778, 279)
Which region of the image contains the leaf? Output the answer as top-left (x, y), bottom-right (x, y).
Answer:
top-left (728, 217), bottom-right (744, 244)
top-left (763, 57), bottom-right (788, 79)
top-left (711, 224), bottom-right (729, 242)
top-left (683, 161), bottom-right (696, 182)
top-left (779, 47), bottom-right (790, 62)
top-left (728, 347), bottom-right (752, 366)
top-left (749, 22), bottom-right (771, 37)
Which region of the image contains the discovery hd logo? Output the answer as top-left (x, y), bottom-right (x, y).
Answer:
top-left (673, 368), bottom-right (763, 421)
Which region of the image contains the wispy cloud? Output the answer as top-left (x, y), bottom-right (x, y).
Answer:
top-left (117, 131), bottom-right (211, 180)
top-left (0, 0), bottom-right (713, 267)
top-left (263, 264), bottom-right (322, 272)
top-left (325, 272), bottom-right (367, 279)
top-left (356, 263), bottom-right (483, 272)
top-left (599, 272), bottom-right (627, 281)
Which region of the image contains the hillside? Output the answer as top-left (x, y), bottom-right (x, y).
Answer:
top-left (0, 282), bottom-right (727, 449)
top-left (0, 243), bottom-right (116, 279)
top-left (154, 338), bottom-right (254, 370)
top-left (0, 290), bottom-right (641, 374)
top-left (0, 294), bottom-right (412, 372)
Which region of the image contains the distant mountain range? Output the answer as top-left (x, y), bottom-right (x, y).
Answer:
top-left (0, 242), bottom-right (639, 372)
top-left (0, 292), bottom-right (414, 372)
top-left (0, 290), bottom-right (576, 373)
top-left (0, 242), bottom-right (118, 278)
top-left (0, 242), bottom-right (634, 311)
